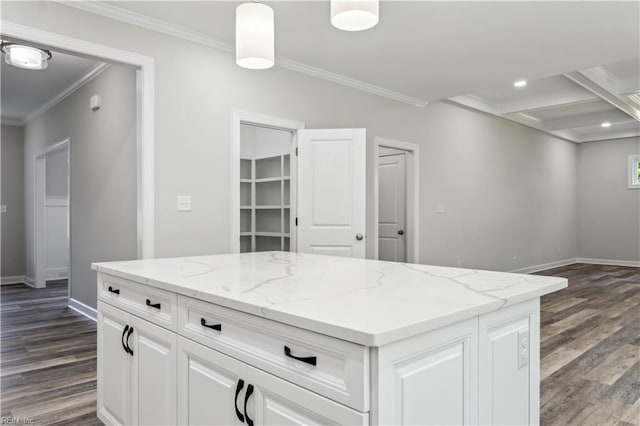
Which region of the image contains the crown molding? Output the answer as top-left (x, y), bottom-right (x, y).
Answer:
top-left (55, 0), bottom-right (428, 108)
top-left (24, 62), bottom-right (110, 125)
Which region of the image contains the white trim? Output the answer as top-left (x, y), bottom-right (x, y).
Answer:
top-left (1, 275), bottom-right (28, 285)
top-left (55, 0), bottom-right (428, 108)
top-left (24, 276), bottom-right (36, 288)
top-left (373, 137), bottom-right (420, 263)
top-left (46, 267), bottom-right (69, 281)
top-left (2, 20), bottom-right (155, 260)
top-left (1, 118), bottom-right (24, 126)
top-left (23, 63), bottom-right (110, 125)
top-left (510, 258), bottom-right (577, 274)
top-left (576, 258), bottom-right (640, 268)
top-left (231, 110), bottom-right (305, 253)
top-left (46, 196), bottom-right (69, 207)
top-left (628, 154), bottom-right (640, 189)
top-left (68, 298), bottom-right (98, 322)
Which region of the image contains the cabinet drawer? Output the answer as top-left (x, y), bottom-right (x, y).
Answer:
top-left (98, 273), bottom-right (177, 331)
top-left (178, 295), bottom-right (369, 412)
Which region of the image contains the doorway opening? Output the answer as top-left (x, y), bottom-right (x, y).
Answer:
top-left (231, 111), bottom-right (305, 253)
top-left (34, 139), bottom-right (70, 289)
top-left (374, 137), bottom-right (420, 263)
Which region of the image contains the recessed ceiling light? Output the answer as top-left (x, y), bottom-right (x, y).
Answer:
top-left (601, 122), bottom-right (612, 128)
top-left (513, 80), bottom-right (527, 88)
top-left (1, 42), bottom-right (52, 70)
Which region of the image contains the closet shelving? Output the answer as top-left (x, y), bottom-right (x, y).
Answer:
top-left (239, 154), bottom-right (291, 253)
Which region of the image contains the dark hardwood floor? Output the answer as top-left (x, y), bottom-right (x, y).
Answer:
top-left (536, 263), bottom-right (640, 426)
top-left (0, 265), bottom-right (637, 425)
top-left (1, 280), bottom-right (101, 425)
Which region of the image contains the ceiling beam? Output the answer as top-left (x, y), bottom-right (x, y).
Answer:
top-left (496, 92), bottom-right (595, 115)
top-left (543, 111), bottom-right (630, 131)
top-left (564, 70), bottom-right (640, 121)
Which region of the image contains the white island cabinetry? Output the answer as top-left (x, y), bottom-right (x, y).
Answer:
top-left (94, 252), bottom-right (566, 425)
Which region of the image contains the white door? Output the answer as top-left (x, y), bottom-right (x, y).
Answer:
top-left (130, 316), bottom-right (178, 426)
top-left (247, 366), bottom-right (368, 426)
top-left (297, 129), bottom-right (366, 258)
top-left (177, 337), bottom-right (248, 426)
top-left (378, 153), bottom-right (406, 262)
top-left (97, 302), bottom-right (132, 426)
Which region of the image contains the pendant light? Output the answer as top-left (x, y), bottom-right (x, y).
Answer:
top-left (236, 1), bottom-right (275, 70)
top-left (1, 42), bottom-right (52, 70)
top-left (331, 0), bottom-right (379, 31)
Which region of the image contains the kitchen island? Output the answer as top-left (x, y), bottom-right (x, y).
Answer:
top-left (93, 251), bottom-right (567, 425)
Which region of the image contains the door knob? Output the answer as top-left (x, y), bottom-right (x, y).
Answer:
top-left (355, 233), bottom-right (364, 241)
top-left (397, 230), bottom-right (404, 235)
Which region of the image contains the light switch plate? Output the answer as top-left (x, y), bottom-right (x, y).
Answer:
top-left (436, 203), bottom-right (446, 214)
top-left (177, 196), bottom-right (191, 212)
top-left (518, 330), bottom-right (529, 369)
top-left (0, 205), bottom-right (6, 213)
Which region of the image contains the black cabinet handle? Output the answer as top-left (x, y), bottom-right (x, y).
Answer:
top-left (121, 325), bottom-right (130, 354)
top-left (244, 383), bottom-right (254, 426)
top-left (126, 326), bottom-right (134, 356)
top-left (284, 345), bottom-right (317, 366)
top-left (108, 286), bottom-right (120, 295)
top-left (146, 299), bottom-right (161, 309)
top-left (234, 379), bottom-right (245, 422)
top-left (200, 318), bottom-right (222, 331)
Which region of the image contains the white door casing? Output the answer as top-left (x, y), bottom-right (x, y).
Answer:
top-left (378, 153), bottom-right (406, 262)
top-left (297, 129), bottom-right (366, 258)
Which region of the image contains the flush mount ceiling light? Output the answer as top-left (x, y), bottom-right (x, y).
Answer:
top-left (1, 42), bottom-right (52, 70)
top-left (513, 80), bottom-right (527, 88)
top-left (236, 1), bottom-right (274, 70)
top-left (331, 0), bottom-right (379, 31)
top-left (601, 121), bottom-right (612, 128)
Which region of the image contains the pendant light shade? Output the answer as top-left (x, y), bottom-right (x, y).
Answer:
top-left (1, 43), bottom-right (52, 70)
top-left (236, 2), bottom-right (275, 70)
top-left (331, 0), bottom-right (379, 31)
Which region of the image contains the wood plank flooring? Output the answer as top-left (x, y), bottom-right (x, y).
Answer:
top-left (1, 281), bottom-right (101, 425)
top-left (0, 264), bottom-right (638, 425)
top-left (536, 263), bottom-right (640, 426)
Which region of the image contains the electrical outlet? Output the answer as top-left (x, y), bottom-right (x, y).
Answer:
top-left (518, 330), bottom-right (529, 369)
top-left (0, 205), bottom-right (6, 213)
top-left (177, 196), bottom-right (192, 212)
top-left (436, 202), bottom-right (446, 214)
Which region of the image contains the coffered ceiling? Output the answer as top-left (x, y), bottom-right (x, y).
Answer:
top-left (449, 58), bottom-right (640, 143)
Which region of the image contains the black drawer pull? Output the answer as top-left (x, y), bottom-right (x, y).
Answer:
top-left (108, 286), bottom-right (120, 295)
top-left (234, 379), bottom-right (245, 422)
top-left (284, 345), bottom-right (317, 366)
top-left (145, 299), bottom-right (161, 309)
top-left (200, 318), bottom-right (221, 331)
top-left (121, 325), bottom-right (130, 354)
top-left (244, 383), bottom-right (254, 426)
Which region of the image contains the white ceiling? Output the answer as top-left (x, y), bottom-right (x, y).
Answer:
top-left (450, 57), bottom-right (640, 142)
top-left (1, 44), bottom-right (101, 124)
top-left (107, 1), bottom-right (640, 103)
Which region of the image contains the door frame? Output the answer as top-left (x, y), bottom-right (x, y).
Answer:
top-left (373, 137), bottom-right (420, 263)
top-left (2, 20), bottom-right (156, 260)
top-left (34, 139), bottom-right (70, 289)
top-left (231, 110), bottom-right (305, 253)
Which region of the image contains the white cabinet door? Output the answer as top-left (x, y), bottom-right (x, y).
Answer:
top-left (375, 318), bottom-right (478, 425)
top-left (378, 153), bottom-right (406, 262)
top-left (177, 337), bottom-right (248, 426)
top-left (130, 315), bottom-right (178, 426)
top-left (97, 301), bottom-right (132, 426)
top-left (479, 299), bottom-right (539, 426)
top-left (247, 366), bottom-right (368, 426)
top-left (297, 128), bottom-right (366, 258)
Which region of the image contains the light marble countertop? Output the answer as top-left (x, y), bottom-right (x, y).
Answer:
top-left (92, 251), bottom-right (567, 346)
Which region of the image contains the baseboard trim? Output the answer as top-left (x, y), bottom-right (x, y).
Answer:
top-left (510, 258), bottom-right (578, 274)
top-left (24, 276), bottom-right (35, 288)
top-left (46, 267), bottom-right (69, 281)
top-left (576, 258), bottom-right (640, 267)
top-left (68, 298), bottom-right (97, 322)
top-left (1, 275), bottom-right (27, 285)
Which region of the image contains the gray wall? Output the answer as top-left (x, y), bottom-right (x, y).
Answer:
top-left (23, 64), bottom-right (137, 307)
top-left (1, 124), bottom-right (26, 278)
top-left (45, 148), bottom-right (68, 197)
top-left (577, 137), bottom-right (640, 262)
top-left (3, 3), bottom-right (580, 305)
